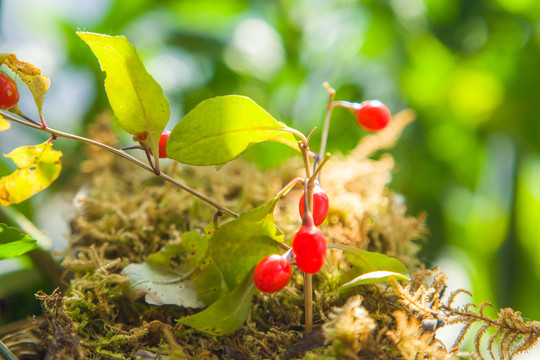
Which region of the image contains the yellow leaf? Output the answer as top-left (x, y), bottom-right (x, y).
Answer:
top-left (0, 142), bottom-right (62, 206)
top-left (0, 113), bottom-right (10, 131)
top-left (0, 53), bottom-right (50, 120)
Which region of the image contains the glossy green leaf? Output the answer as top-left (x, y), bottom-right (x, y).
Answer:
top-left (0, 142), bottom-right (62, 206)
top-left (329, 244), bottom-right (409, 276)
top-left (167, 95), bottom-right (297, 165)
top-left (340, 271), bottom-right (410, 289)
top-left (0, 53), bottom-right (50, 120)
top-left (77, 32), bottom-right (170, 159)
top-left (209, 198), bottom-right (283, 290)
top-left (0, 223), bottom-right (37, 259)
top-left (177, 269), bottom-right (255, 335)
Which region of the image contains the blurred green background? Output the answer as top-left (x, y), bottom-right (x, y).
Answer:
top-left (1, 0), bottom-right (539, 342)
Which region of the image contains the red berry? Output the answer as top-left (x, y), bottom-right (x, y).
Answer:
top-left (292, 225), bottom-right (327, 274)
top-left (299, 184), bottom-right (329, 226)
top-left (253, 254), bottom-right (292, 293)
top-left (0, 72), bottom-right (19, 110)
top-left (355, 100), bottom-right (391, 132)
top-left (158, 130), bottom-right (171, 158)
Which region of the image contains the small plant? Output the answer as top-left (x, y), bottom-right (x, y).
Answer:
top-left (2, 32), bottom-right (537, 360)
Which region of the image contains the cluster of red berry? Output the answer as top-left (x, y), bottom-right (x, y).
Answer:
top-left (252, 99), bottom-right (391, 294)
top-left (1, 69), bottom-right (392, 295)
top-left (0, 72), bottom-right (19, 110)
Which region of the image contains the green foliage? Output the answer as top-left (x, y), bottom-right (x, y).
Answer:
top-left (0, 223), bottom-right (37, 259)
top-left (177, 268), bottom-right (256, 336)
top-left (329, 244), bottom-right (410, 289)
top-left (208, 197), bottom-right (283, 290)
top-left (340, 271), bottom-right (409, 289)
top-left (167, 95), bottom-right (297, 166)
top-left (77, 32), bottom-right (170, 160)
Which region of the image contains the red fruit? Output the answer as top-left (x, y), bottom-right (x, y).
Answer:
top-left (292, 225), bottom-right (327, 274)
top-left (355, 100), bottom-right (391, 132)
top-left (0, 72), bottom-right (19, 110)
top-left (299, 184), bottom-right (329, 226)
top-left (158, 130), bottom-right (171, 158)
top-left (253, 254), bottom-right (292, 293)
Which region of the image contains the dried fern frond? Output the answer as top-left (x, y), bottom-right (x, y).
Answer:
top-left (386, 311), bottom-right (455, 360)
top-left (444, 300), bottom-right (540, 360)
top-left (322, 295), bottom-right (376, 353)
top-left (392, 271), bottom-right (540, 360)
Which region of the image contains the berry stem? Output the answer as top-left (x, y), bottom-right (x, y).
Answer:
top-left (1, 111), bottom-right (239, 218)
top-left (301, 179), bottom-right (314, 334)
top-left (318, 82), bottom-right (336, 166)
top-left (275, 177), bottom-right (305, 199)
top-left (281, 125), bottom-right (309, 149)
top-left (331, 100), bottom-right (360, 110)
top-left (311, 153), bottom-right (331, 183)
top-left (304, 272), bottom-right (313, 333)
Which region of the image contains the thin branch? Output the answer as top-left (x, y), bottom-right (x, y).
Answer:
top-left (318, 82), bottom-right (336, 163)
top-left (2, 111), bottom-right (238, 218)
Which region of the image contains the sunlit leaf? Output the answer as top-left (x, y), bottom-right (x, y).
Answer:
top-left (122, 262), bottom-right (205, 308)
top-left (340, 271), bottom-right (410, 289)
top-left (0, 142), bottom-right (62, 206)
top-left (177, 269), bottom-right (255, 335)
top-left (0, 53), bottom-right (50, 120)
top-left (0, 223), bottom-right (37, 259)
top-left (209, 197), bottom-right (283, 290)
top-left (329, 243), bottom-right (409, 275)
top-left (167, 95), bottom-right (298, 166)
top-left (0, 113), bottom-right (10, 131)
top-left (77, 32), bottom-right (170, 160)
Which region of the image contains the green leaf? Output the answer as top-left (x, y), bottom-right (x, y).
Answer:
top-left (167, 95), bottom-right (297, 166)
top-left (340, 271), bottom-right (410, 289)
top-left (329, 244), bottom-right (410, 289)
top-left (0, 142), bottom-right (62, 206)
top-left (209, 198), bottom-right (283, 290)
top-left (177, 268), bottom-right (255, 335)
top-left (193, 258), bottom-right (228, 306)
top-left (0, 53), bottom-right (50, 120)
top-left (329, 244), bottom-right (409, 275)
top-left (0, 223), bottom-right (37, 259)
top-left (147, 230), bottom-right (208, 276)
top-left (77, 32), bottom-right (170, 158)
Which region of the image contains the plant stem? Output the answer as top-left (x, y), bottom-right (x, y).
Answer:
top-left (275, 177), bottom-right (305, 199)
top-left (330, 100), bottom-right (359, 109)
top-left (0, 340), bottom-right (18, 360)
top-left (1, 111), bottom-right (238, 218)
top-left (298, 142), bottom-right (314, 334)
top-left (318, 83), bottom-right (336, 165)
top-left (304, 272), bottom-right (313, 333)
top-left (311, 154), bottom-right (331, 183)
